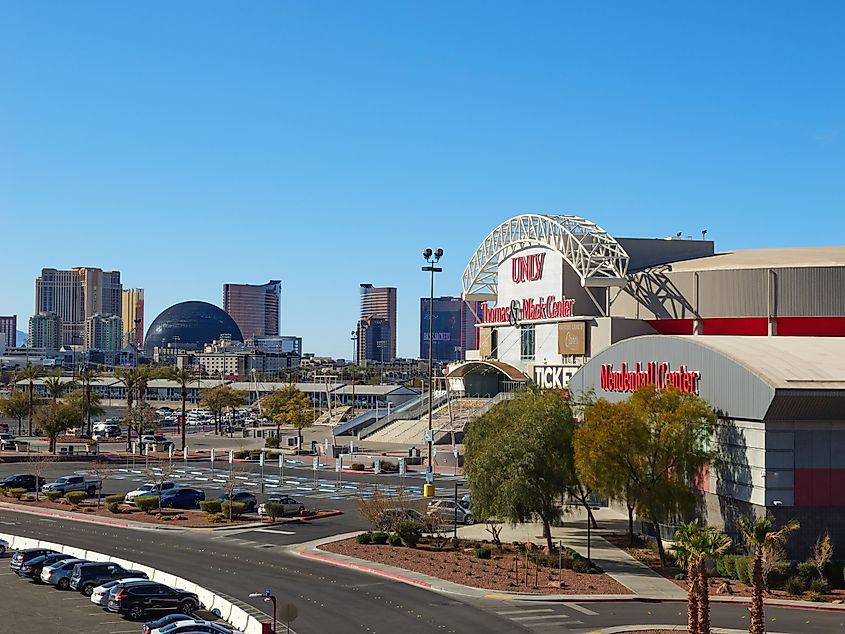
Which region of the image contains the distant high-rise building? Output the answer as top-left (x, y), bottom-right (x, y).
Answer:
top-left (420, 296), bottom-right (481, 362)
top-left (0, 315), bottom-right (16, 348)
top-left (122, 288), bottom-right (145, 347)
top-left (28, 313), bottom-right (62, 351)
top-left (223, 280), bottom-right (281, 339)
top-left (358, 284), bottom-right (397, 365)
top-left (35, 267), bottom-right (122, 346)
top-left (248, 335), bottom-right (302, 355)
top-left (85, 314), bottom-right (123, 352)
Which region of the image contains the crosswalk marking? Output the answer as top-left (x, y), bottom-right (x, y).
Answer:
top-left (562, 602), bottom-right (599, 616)
top-left (511, 614), bottom-right (571, 621)
top-left (496, 609), bottom-right (553, 615)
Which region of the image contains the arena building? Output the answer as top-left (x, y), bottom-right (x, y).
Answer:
top-left (452, 213), bottom-right (845, 555)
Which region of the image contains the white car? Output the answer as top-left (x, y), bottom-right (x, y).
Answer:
top-left (151, 619), bottom-right (236, 634)
top-left (90, 577), bottom-right (148, 606)
top-left (125, 481), bottom-right (176, 504)
top-left (0, 433), bottom-right (16, 450)
top-left (426, 499), bottom-right (474, 525)
top-left (257, 496), bottom-right (304, 517)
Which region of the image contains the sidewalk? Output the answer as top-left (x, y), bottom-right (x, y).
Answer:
top-left (456, 507), bottom-right (687, 599)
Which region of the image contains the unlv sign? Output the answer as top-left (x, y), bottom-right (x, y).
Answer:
top-left (600, 362), bottom-right (701, 394)
top-left (512, 253), bottom-right (545, 284)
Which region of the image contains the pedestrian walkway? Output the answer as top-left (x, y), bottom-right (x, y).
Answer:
top-left (456, 507), bottom-right (687, 599)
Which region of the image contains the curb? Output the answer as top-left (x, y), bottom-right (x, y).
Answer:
top-left (291, 534), bottom-right (845, 612)
top-left (594, 627), bottom-right (792, 634)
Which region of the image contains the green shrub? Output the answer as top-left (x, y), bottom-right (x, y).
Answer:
top-left (572, 558), bottom-right (591, 574)
top-left (6, 487), bottom-right (27, 500)
top-left (263, 502), bottom-right (285, 521)
top-left (825, 560), bottom-right (845, 589)
top-left (721, 555), bottom-right (737, 579)
top-left (379, 461), bottom-right (399, 473)
top-left (356, 532), bottom-right (373, 544)
top-left (387, 533), bottom-right (402, 547)
top-left (803, 590), bottom-right (825, 602)
top-left (265, 436), bottom-right (280, 449)
top-left (371, 531), bottom-right (389, 545)
top-left (105, 494), bottom-right (125, 505)
top-left (809, 577), bottom-right (831, 594)
top-left (351, 463), bottom-right (366, 471)
top-left (107, 501), bottom-right (121, 514)
top-left (200, 499), bottom-right (223, 514)
top-left (736, 556), bottom-right (752, 585)
top-left (206, 512), bottom-right (224, 523)
top-left (784, 575), bottom-right (806, 595)
top-left (394, 519), bottom-right (424, 548)
top-left (221, 501), bottom-right (246, 520)
top-left (767, 560), bottom-right (792, 589)
top-left (64, 491), bottom-right (86, 506)
top-left (796, 561), bottom-right (816, 580)
top-left (45, 490), bottom-right (62, 502)
top-left (675, 572), bottom-right (687, 580)
top-left (135, 495), bottom-right (160, 514)
top-left (475, 546), bottom-right (492, 559)
top-left (233, 450), bottom-right (250, 459)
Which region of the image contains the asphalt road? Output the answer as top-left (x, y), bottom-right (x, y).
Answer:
top-left (3, 463), bottom-right (845, 633)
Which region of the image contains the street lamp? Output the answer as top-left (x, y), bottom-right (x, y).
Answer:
top-left (422, 247), bottom-right (443, 492)
top-left (350, 329), bottom-right (359, 414)
top-left (249, 589), bottom-right (277, 632)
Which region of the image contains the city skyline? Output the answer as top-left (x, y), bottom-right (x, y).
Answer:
top-left (2, 3), bottom-right (844, 357)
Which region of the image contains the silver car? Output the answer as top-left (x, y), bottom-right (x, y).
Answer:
top-left (257, 496), bottom-right (304, 517)
top-left (426, 499), bottom-right (474, 525)
top-left (41, 558), bottom-right (88, 589)
top-left (124, 481), bottom-right (176, 504)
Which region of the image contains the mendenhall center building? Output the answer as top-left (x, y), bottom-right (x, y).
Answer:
top-left (451, 213), bottom-right (845, 554)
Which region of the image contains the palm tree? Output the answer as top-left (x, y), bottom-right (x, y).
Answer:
top-left (21, 364), bottom-right (42, 436)
top-left (78, 366), bottom-right (98, 437)
top-left (114, 367), bottom-right (139, 446)
top-left (169, 368), bottom-right (194, 451)
top-left (44, 375), bottom-right (70, 403)
top-left (674, 520), bottom-right (732, 634)
top-left (737, 515), bottom-right (800, 634)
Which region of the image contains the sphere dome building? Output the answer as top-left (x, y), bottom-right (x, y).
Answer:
top-left (144, 301), bottom-right (243, 352)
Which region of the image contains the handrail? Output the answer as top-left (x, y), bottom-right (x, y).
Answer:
top-left (358, 390), bottom-right (449, 439)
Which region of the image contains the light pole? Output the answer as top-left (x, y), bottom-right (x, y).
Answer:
top-left (249, 590), bottom-right (277, 632)
top-left (422, 247), bottom-right (443, 492)
top-left (350, 329), bottom-right (359, 416)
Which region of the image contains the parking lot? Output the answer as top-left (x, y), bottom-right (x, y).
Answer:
top-left (0, 566), bottom-right (139, 634)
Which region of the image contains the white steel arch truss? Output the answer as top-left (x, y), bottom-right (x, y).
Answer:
top-left (461, 214), bottom-right (630, 302)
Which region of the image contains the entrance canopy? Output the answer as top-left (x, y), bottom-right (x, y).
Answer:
top-left (448, 360), bottom-right (530, 382)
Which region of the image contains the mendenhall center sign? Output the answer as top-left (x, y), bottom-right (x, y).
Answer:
top-left (600, 362), bottom-right (701, 394)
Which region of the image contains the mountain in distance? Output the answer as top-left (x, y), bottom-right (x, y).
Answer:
top-left (16, 330), bottom-right (26, 346)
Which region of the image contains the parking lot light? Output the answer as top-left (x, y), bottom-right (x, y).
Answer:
top-left (249, 589), bottom-right (277, 632)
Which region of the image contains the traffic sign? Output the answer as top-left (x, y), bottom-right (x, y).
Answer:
top-left (312, 456), bottom-right (319, 470)
top-left (399, 458), bottom-right (406, 476)
top-left (335, 457), bottom-right (341, 472)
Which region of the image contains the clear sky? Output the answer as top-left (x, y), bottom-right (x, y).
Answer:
top-left (2, 2), bottom-right (844, 357)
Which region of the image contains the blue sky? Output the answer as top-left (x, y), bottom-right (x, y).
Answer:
top-left (1, 2), bottom-right (843, 357)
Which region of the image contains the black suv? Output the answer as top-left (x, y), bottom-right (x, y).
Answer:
top-left (0, 474), bottom-right (46, 491)
top-left (69, 562), bottom-right (148, 596)
top-left (10, 548), bottom-right (59, 572)
top-left (108, 581), bottom-right (200, 620)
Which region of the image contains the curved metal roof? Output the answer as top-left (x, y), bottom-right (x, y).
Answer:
top-left (448, 360), bottom-right (530, 381)
top-left (462, 214), bottom-right (630, 301)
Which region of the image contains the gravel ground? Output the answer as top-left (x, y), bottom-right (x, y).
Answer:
top-left (321, 537), bottom-right (632, 595)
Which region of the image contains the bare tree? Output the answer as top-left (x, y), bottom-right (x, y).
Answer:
top-left (142, 459), bottom-right (178, 514)
top-left (28, 453), bottom-right (57, 502)
top-left (87, 459), bottom-right (115, 509)
top-left (220, 463), bottom-right (252, 522)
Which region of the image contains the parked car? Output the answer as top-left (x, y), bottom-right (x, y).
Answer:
top-left (140, 435), bottom-right (174, 450)
top-left (0, 433), bottom-right (17, 450)
top-left (143, 614), bottom-right (196, 634)
top-left (257, 496), bottom-right (304, 517)
top-left (41, 558), bottom-right (89, 589)
top-left (0, 538), bottom-right (8, 556)
top-left (426, 499), bottom-right (474, 525)
top-left (376, 508), bottom-right (437, 531)
top-left (92, 425), bottom-right (122, 441)
top-left (155, 407), bottom-right (174, 416)
top-left (42, 475), bottom-right (99, 496)
top-left (107, 581), bottom-right (200, 620)
top-left (0, 473), bottom-right (46, 491)
top-left (70, 562), bottom-right (149, 596)
top-left (91, 578), bottom-right (150, 607)
top-left (125, 482), bottom-right (176, 505)
top-left (10, 548), bottom-right (59, 572)
top-left (16, 552), bottom-right (71, 581)
top-left (151, 619), bottom-right (233, 633)
top-left (217, 491), bottom-right (257, 511)
top-left (159, 488), bottom-right (205, 509)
